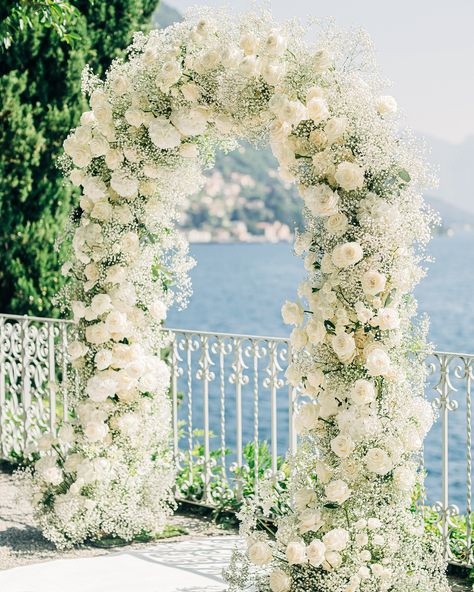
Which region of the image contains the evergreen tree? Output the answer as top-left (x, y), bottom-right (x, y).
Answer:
top-left (0, 1), bottom-right (157, 316)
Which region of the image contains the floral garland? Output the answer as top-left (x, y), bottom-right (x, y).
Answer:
top-left (27, 7), bottom-right (448, 585)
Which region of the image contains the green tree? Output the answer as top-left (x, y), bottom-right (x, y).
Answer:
top-left (0, 1), bottom-right (157, 316)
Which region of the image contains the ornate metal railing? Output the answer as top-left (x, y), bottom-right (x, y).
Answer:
top-left (0, 313), bottom-right (472, 566)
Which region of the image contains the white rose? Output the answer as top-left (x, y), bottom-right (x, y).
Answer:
top-left (171, 108), bottom-right (208, 137)
top-left (307, 97), bottom-right (329, 124)
top-left (64, 453), bottom-right (83, 473)
top-left (313, 49), bottom-right (333, 72)
top-left (324, 550), bottom-right (342, 570)
top-left (89, 134), bottom-right (109, 157)
top-left (68, 340), bottom-right (88, 361)
top-left (265, 29), bottom-right (287, 56)
top-left (106, 265), bottom-right (126, 285)
top-left (330, 433), bottom-right (355, 458)
top-left (90, 294), bottom-right (112, 317)
top-left (355, 532), bottom-right (369, 546)
top-left (149, 300), bottom-right (167, 322)
top-left (365, 348), bottom-right (391, 377)
top-left (367, 517), bottom-right (382, 530)
top-left (281, 300), bottom-right (304, 326)
top-left (148, 117), bottom-right (181, 150)
top-left (95, 349), bottom-right (113, 371)
top-left (306, 539), bottom-right (326, 567)
top-left (285, 542), bottom-right (307, 565)
top-left (240, 33), bottom-right (259, 55)
top-left (179, 143), bottom-right (199, 159)
top-left (326, 213), bottom-right (348, 236)
top-left (377, 95), bottom-right (397, 115)
top-left (84, 421), bottom-right (109, 442)
top-left (350, 379), bottom-right (376, 406)
top-left (105, 310), bottom-right (129, 338)
top-left (111, 75), bottom-right (129, 95)
top-left (306, 319), bottom-right (326, 345)
top-left (93, 102), bottom-right (113, 125)
top-left (37, 432), bottom-right (55, 451)
top-left (303, 184), bottom-right (339, 217)
top-left (331, 242), bottom-right (363, 268)
top-left (335, 161), bottom-right (365, 191)
top-left (218, 46), bottom-right (242, 69)
top-left (69, 169), bottom-right (85, 186)
top-left (39, 462), bottom-right (63, 485)
top-left (239, 55), bottom-right (259, 77)
top-left (315, 460), bottom-right (332, 483)
top-left (324, 117), bottom-right (347, 143)
top-left (269, 569), bottom-right (291, 592)
top-left (294, 488), bottom-right (316, 512)
top-left (361, 270), bottom-right (386, 296)
top-left (325, 479), bottom-right (351, 504)
top-left (295, 403), bottom-right (320, 434)
top-left (110, 170), bottom-right (139, 197)
top-left (121, 231), bottom-right (140, 256)
top-left (306, 369), bottom-right (325, 392)
top-left (298, 508), bottom-right (323, 534)
top-left (365, 448), bottom-right (393, 475)
top-left (125, 108), bottom-right (144, 128)
top-left (261, 60), bottom-right (285, 85)
top-left (114, 204), bottom-right (133, 224)
top-left (331, 332), bottom-right (356, 363)
top-left (318, 392), bottom-right (339, 419)
top-left (58, 423), bottom-right (75, 445)
top-left (105, 148), bottom-right (123, 170)
top-left (276, 99), bottom-right (307, 126)
top-left (290, 327), bottom-right (307, 351)
top-left (323, 528), bottom-right (350, 551)
top-left (85, 323), bottom-right (110, 345)
top-left (354, 301), bottom-right (374, 324)
top-left (393, 464), bottom-right (417, 492)
top-left (248, 541), bottom-right (273, 565)
top-left (158, 60), bottom-right (182, 90)
top-left (86, 373), bottom-right (117, 402)
top-left (285, 363), bottom-right (302, 386)
top-left (373, 308), bottom-right (400, 331)
top-left (181, 82), bottom-right (201, 102)
top-left (63, 137), bottom-right (92, 168)
top-left (294, 232), bottom-right (312, 256)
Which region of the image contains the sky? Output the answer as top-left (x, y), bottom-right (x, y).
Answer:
top-left (168, 0), bottom-right (474, 145)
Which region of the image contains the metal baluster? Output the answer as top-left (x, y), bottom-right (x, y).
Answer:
top-left (170, 332), bottom-right (179, 469)
top-left (231, 337), bottom-right (244, 501)
top-left (201, 335), bottom-right (211, 503)
top-left (269, 340), bottom-right (278, 475)
top-left (186, 335), bottom-right (194, 487)
top-left (61, 321), bottom-right (69, 421)
top-left (20, 317), bottom-right (30, 452)
top-left (218, 337), bottom-right (227, 480)
top-left (252, 339), bottom-right (259, 497)
top-left (465, 357), bottom-right (473, 562)
top-left (47, 323), bottom-right (56, 433)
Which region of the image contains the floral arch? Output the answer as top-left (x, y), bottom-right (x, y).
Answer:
top-left (28, 7), bottom-right (449, 591)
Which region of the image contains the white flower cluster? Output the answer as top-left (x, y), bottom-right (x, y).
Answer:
top-left (28, 6), bottom-right (447, 582)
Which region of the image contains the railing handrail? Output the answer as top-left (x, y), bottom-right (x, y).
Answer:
top-left (165, 326), bottom-right (291, 343)
top-left (1, 313), bottom-right (472, 359)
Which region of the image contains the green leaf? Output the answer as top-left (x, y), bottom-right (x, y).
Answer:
top-left (398, 169), bottom-right (411, 183)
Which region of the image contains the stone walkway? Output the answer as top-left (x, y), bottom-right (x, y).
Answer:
top-left (0, 469), bottom-right (471, 590)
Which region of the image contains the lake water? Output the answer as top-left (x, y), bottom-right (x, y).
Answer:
top-left (168, 232), bottom-right (474, 509)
